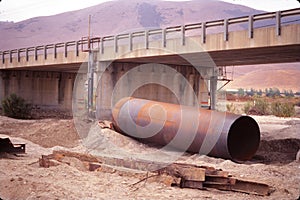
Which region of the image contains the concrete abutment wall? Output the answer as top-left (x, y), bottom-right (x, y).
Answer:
top-left (0, 70), bottom-right (76, 111)
top-left (1, 62), bottom-right (210, 118)
top-left (94, 62), bottom-right (210, 120)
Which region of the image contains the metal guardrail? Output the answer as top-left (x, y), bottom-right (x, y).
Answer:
top-left (0, 8), bottom-right (299, 64)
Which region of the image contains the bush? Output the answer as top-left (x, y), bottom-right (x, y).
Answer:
top-left (252, 98), bottom-right (269, 115)
top-left (271, 102), bottom-right (295, 117)
top-left (243, 98), bottom-right (269, 115)
top-left (243, 101), bottom-right (253, 114)
top-left (1, 94), bottom-right (32, 119)
top-left (226, 103), bottom-right (237, 113)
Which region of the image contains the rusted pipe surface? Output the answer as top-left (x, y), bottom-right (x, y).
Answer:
top-left (112, 97), bottom-right (260, 161)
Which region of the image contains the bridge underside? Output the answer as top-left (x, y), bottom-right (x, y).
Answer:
top-left (116, 44), bottom-right (300, 67)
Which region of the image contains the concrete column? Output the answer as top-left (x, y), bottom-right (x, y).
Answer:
top-left (62, 75), bottom-right (74, 109)
top-left (158, 67), bottom-right (170, 103)
top-left (20, 71), bottom-right (33, 104)
top-left (41, 76), bottom-right (59, 106)
top-left (72, 72), bottom-right (88, 117)
top-left (9, 75), bottom-right (19, 95)
top-left (210, 68), bottom-right (218, 110)
top-left (0, 71), bottom-right (4, 103)
top-left (198, 78), bottom-right (209, 108)
top-left (184, 72), bottom-right (195, 107)
top-left (173, 69), bottom-right (183, 104)
top-left (114, 64), bottom-right (127, 102)
top-left (95, 61), bottom-right (113, 120)
top-left (87, 50), bottom-right (98, 117)
top-left (32, 73), bottom-right (42, 105)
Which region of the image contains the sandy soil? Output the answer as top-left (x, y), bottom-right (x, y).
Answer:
top-left (0, 115), bottom-right (299, 200)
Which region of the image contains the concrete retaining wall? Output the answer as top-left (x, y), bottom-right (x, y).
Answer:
top-left (0, 70), bottom-right (76, 110)
top-left (1, 62), bottom-right (209, 119)
top-left (93, 62), bottom-right (209, 120)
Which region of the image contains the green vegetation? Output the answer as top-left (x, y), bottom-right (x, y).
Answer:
top-left (242, 101), bottom-right (252, 114)
top-left (232, 87), bottom-right (297, 98)
top-left (265, 88), bottom-right (281, 97)
top-left (253, 98), bottom-right (269, 115)
top-left (270, 102), bottom-right (295, 117)
top-left (242, 97), bottom-right (296, 117)
top-left (237, 88), bottom-right (245, 97)
top-left (226, 103), bottom-right (237, 113)
top-left (1, 94), bottom-right (32, 119)
top-left (226, 87), bottom-right (298, 117)
top-left (242, 97), bottom-right (269, 115)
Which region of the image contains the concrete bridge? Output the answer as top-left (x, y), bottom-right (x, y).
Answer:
top-left (0, 8), bottom-right (299, 117)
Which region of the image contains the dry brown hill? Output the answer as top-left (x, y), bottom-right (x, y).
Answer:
top-left (0, 0), bottom-right (299, 92)
top-left (0, 0), bottom-right (262, 50)
top-left (226, 63), bottom-right (300, 92)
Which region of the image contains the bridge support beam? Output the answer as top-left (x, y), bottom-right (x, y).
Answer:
top-left (0, 71), bottom-right (4, 103)
top-left (95, 61), bottom-right (113, 120)
top-left (210, 74), bottom-right (217, 110)
top-left (87, 50), bottom-right (98, 118)
top-left (91, 62), bottom-right (212, 121)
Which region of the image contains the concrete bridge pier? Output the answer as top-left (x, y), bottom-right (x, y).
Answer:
top-left (95, 61), bottom-right (114, 120)
top-left (89, 61), bottom-right (212, 121)
top-left (0, 70), bottom-right (76, 114)
top-left (209, 68), bottom-right (218, 110)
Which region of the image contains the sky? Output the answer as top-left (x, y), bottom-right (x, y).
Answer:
top-left (0, 0), bottom-right (299, 22)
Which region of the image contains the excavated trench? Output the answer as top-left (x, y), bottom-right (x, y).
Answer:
top-left (254, 138), bottom-right (300, 164)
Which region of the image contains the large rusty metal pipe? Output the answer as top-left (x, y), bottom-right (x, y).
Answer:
top-left (112, 97), bottom-right (260, 161)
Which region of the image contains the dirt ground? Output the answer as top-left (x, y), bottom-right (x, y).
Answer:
top-left (0, 113), bottom-right (299, 200)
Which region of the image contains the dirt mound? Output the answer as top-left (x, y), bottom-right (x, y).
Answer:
top-left (30, 107), bottom-right (72, 119)
top-left (0, 116), bottom-right (79, 148)
top-left (255, 138), bottom-right (300, 164)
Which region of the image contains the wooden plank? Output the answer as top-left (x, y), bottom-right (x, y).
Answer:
top-left (231, 179), bottom-right (271, 196)
top-left (205, 175), bottom-right (236, 185)
top-left (201, 166), bottom-right (229, 177)
top-left (42, 150), bottom-right (272, 196)
top-left (52, 150), bottom-right (99, 163)
top-left (181, 180), bottom-right (203, 189)
top-left (166, 164), bottom-right (206, 181)
top-left (203, 178), bottom-right (271, 196)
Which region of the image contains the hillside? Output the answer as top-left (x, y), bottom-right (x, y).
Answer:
top-left (0, 0), bottom-right (262, 50)
top-left (0, 0), bottom-right (299, 92)
top-left (226, 63), bottom-right (300, 92)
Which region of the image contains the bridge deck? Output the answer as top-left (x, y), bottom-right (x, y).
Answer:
top-left (0, 8), bottom-right (299, 71)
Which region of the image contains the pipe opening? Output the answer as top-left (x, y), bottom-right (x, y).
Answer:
top-left (228, 116), bottom-right (260, 161)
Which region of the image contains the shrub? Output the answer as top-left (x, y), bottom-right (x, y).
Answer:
top-left (243, 98), bottom-right (269, 115)
top-left (252, 98), bottom-right (269, 115)
top-left (271, 102), bottom-right (295, 117)
top-left (243, 101), bottom-right (253, 114)
top-left (1, 94), bottom-right (31, 119)
top-left (226, 103), bottom-right (237, 113)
